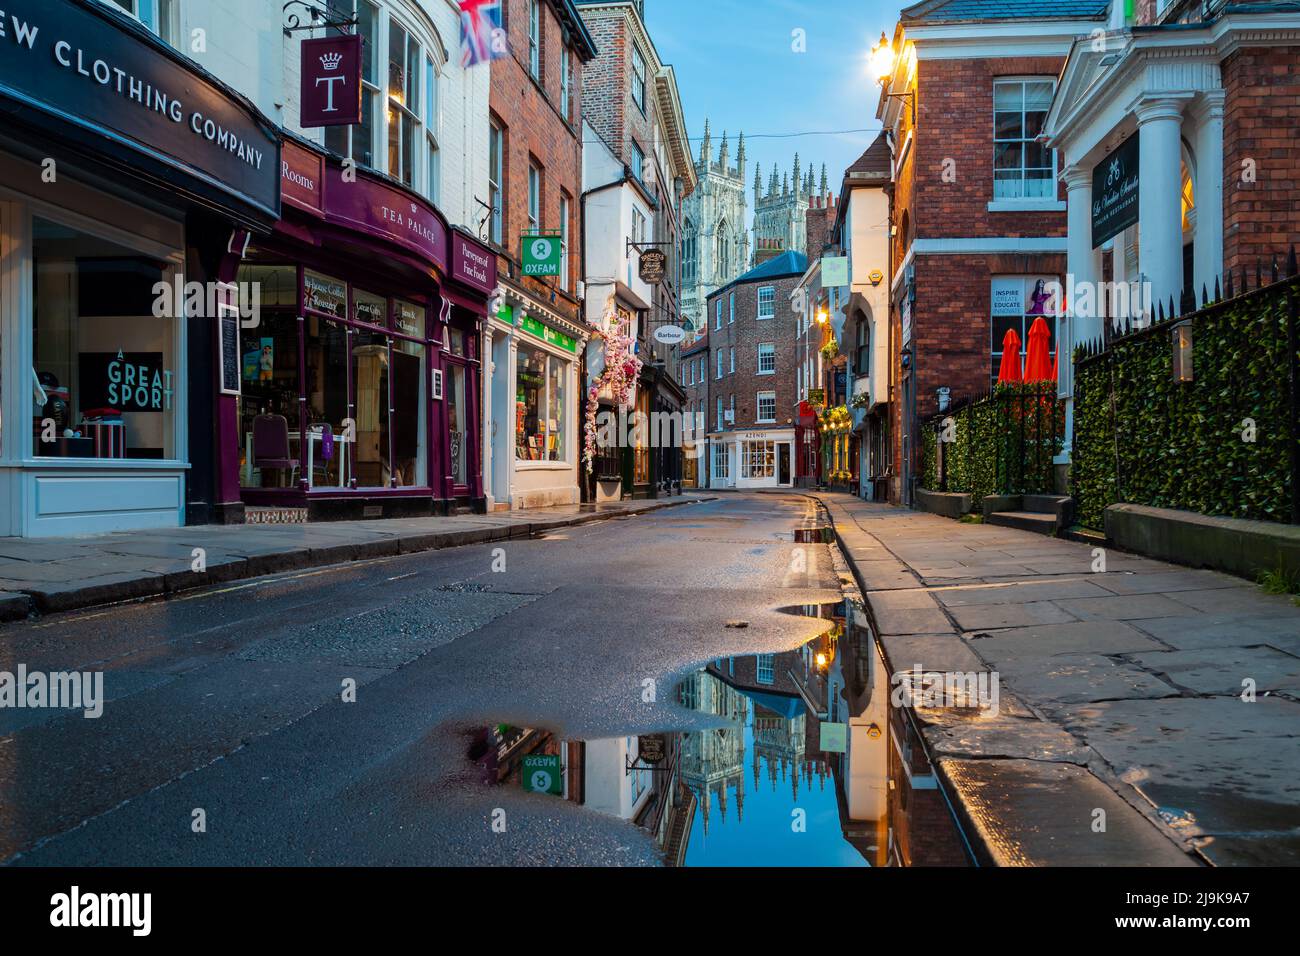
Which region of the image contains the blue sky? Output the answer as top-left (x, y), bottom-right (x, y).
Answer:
top-left (645, 0), bottom-right (899, 228)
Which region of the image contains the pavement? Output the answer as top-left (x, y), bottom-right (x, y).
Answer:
top-left (812, 492), bottom-right (1300, 867)
top-left (0, 495), bottom-right (711, 619)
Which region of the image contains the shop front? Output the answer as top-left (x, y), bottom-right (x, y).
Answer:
top-left (484, 291), bottom-right (585, 511)
top-left (712, 429), bottom-right (796, 491)
top-left (0, 0), bottom-right (279, 537)
top-left (225, 138), bottom-right (493, 521)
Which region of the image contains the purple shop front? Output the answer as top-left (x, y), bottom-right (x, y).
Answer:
top-left (217, 137), bottom-right (495, 520)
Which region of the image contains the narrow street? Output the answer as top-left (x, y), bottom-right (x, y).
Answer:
top-left (0, 494), bottom-right (852, 866)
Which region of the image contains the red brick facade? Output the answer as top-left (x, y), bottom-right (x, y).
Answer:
top-left (489, 0), bottom-right (589, 321)
top-left (705, 269), bottom-right (802, 433)
top-left (889, 53), bottom-right (1071, 501)
top-left (1221, 46), bottom-right (1300, 274)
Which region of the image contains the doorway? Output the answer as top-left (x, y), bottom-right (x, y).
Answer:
top-left (778, 443), bottom-right (791, 486)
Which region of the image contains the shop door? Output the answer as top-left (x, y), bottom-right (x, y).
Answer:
top-left (778, 443), bottom-right (791, 485)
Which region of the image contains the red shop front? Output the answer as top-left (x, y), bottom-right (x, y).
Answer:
top-left (217, 137), bottom-right (496, 521)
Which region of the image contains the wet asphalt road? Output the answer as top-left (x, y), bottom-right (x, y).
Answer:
top-left (0, 493), bottom-right (841, 866)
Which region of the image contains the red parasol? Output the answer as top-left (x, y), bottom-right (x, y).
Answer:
top-left (1023, 316), bottom-right (1053, 383)
top-left (996, 328), bottom-right (1023, 384)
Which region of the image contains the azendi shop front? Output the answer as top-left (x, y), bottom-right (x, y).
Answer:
top-left (227, 138), bottom-right (495, 520)
top-left (0, 0), bottom-right (280, 537)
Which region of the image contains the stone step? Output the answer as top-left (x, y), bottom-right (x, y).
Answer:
top-left (985, 510), bottom-right (1059, 536)
top-left (1022, 493), bottom-right (1071, 515)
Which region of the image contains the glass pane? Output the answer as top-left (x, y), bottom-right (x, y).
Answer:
top-left (358, 1), bottom-right (377, 85)
top-left (389, 20), bottom-right (407, 102)
top-left (994, 111), bottom-right (1022, 140)
top-left (324, 123), bottom-right (347, 158)
top-left (388, 105), bottom-right (400, 181)
top-left (357, 90), bottom-right (375, 167)
top-left (1024, 81), bottom-right (1054, 110)
top-left (1023, 141), bottom-right (1049, 170)
top-left (448, 328), bottom-right (466, 356)
top-left (401, 113), bottom-right (414, 186)
top-left (448, 364), bottom-right (468, 485)
top-left (993, 171), bottom-right (1022, 200)
top-left (516, 344), bottom-right (545, 460)
top-left (236, 262), bottom-right (297, 308)
top-left (304, 270), bottom-right (347, 318)
top-left (406, 36), bottom-right (420, 106)
top-left (32, 217), bottom-right (177, 460)
top-left (547, 356), bottom-right (566, 461)
top-left (1025, 169), bottom-right (1053, 199)
top-left (1024, 110), bottom-right (1047, 139)
top-left (395, 300), bottom-right (425, 338)
top-left (392, 339), bottom-right (425, 486)
top-left (239, 313), bottom-right (302, 488)
top-left (354, 288), bottom-right (386, 327)
top-left (993, 82), bottom-right (1022, 110)
top-left (352, 331), bottom-right (390, 487)
top-left (303, 317), bottom-right (350, 488)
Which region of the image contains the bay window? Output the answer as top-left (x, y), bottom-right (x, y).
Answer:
top-left (324, 0), bottom-right (379, 169)
top-left (516, 344), bottom-right (567, 462)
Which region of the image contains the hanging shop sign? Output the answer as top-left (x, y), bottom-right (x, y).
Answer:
top-left (521, 234), bottom-right (562, 277)
top-left (821, 256), bottom-right (849, 287)
top-left (653, 325), bottom-right (686, 345)
top-left (0, 0), bottom-right (280, 223)
top-left (521, 753), bottom-right (562, 795)
top-left (819, 722), bottom-right (847, 753)
top-left (299, 33), bottom-right (362, 128)
top-left (637, 734), bottom-right (667, 765)
top-left (638, 249), bottom-right (667, 285)
top-left (451, 231), bottom-right (497, 293)
top-left (1091, 134), bottom-right (1139, 249)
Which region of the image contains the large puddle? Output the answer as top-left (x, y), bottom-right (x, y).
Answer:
top-left (471, 599), bottom-right (970, 866)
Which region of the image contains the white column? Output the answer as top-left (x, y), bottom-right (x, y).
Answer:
top-left (1191, 91), bottom-right (1225, 300)
top-left (1060, 164), bottom-right (1104, 461)
top-left (1137, 96), bottom-right (1188, 315)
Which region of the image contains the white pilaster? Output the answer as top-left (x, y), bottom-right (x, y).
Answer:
top-left (1191, 91), bottom-right (1226, 300)
top-left (1060, 164), bottom-right (1104, 461)
top-left (1137, 96), bottom-right (1189, 314)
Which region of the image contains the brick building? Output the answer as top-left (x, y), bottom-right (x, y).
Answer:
top-left (704, 252), bottom-right (807, 489)
top-left (874, 0), bottom-right (1109, 505)
top-left (677, 334), bottom-right (710, 487)
top-left (577, 0), bottom-right (696, 500)
top-left (482, 0), bottom-right (598, 510)
top-left (1043, 0), bottom-right (1300, 461)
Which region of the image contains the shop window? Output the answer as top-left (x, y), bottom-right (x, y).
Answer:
top-left (304, 317), bottom-right (351, 487)
top-left (516, 343), bottom-right (566, 461)
top-left (238, 263), bottom-right (297, 308)
top-left (304, 270), bottom-right (347, 320)
top-left (32, 217), bottom-right (178, 461)
top-left (993, 78), bottom-right (1056, 201)
top-left (352, 330), bottom-right (391, 487)
top-left (757, 390), bottom-right (776, 423)
top-left (741, 440), bottom-right (774, 480)
top-left (392, 337), bottom-right (426, 488)
top-left (238, 312), bottom-right (303, 488)
top-left (633, 390), bottom-right (650, 485)
top-left (989, 276), bottom-right (1060, 384)
top-left (324, 0), bottom-right (379, 169)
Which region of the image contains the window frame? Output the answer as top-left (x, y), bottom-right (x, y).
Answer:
top-left (527, 0), bottom-right (542, 82)
top-left (992, 77), bottom-right (1057, 202)
top-left (757, 342), bottom-right (776, 375)
top-left (488, 118), bottom-right (504, 246)
top-left (631, 42), bottom-right (647, 113)
top-left (757, 286), bottom-right (775, 319)
top-left (756, 390), bottom-right (777, 424)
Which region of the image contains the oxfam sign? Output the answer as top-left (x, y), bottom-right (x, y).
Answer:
top-left (522, 234), bottom-right (562, 277)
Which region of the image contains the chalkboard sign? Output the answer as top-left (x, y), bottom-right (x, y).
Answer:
top-left (219, 304), bottom-right (242, 396)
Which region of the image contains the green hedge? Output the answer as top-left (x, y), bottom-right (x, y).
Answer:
top-left (921, 382), bottom-right (1063, 510)
top-left (1073, 278), bottom-right (1298, 530)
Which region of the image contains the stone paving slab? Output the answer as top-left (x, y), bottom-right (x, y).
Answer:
top-left (0, 495), bottom-right (709, 619)
top-left (813, 491), bottom-right (1300, 866)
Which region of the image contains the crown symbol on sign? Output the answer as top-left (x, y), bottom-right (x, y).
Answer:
top-left (320, 52), bottom-right (343, 71)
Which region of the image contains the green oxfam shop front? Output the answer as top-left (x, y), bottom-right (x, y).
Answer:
top-left (483, 290), bottom-right (586, 512)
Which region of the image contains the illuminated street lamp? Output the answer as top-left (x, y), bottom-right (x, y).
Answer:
top-left (869, 32), bottom-right (895, 84)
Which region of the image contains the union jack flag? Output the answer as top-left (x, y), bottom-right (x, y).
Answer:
top-left (459, 0), bottom-right (507, 68)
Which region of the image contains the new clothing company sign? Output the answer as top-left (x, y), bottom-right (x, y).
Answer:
top-left (299, 33), bottom-right (362, 128)
top-left (1092, 134), bottom-right (1139, 249)
top-left (0, 0), bottom-right (280, 220)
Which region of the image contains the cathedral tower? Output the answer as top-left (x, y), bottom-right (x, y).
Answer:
top-left (680, 121), bottom-right (749, 334)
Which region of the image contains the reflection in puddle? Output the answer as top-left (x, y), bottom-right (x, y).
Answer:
top-left (792, 527), bottom-right (835, 544)
top-left (473, 599), bottom-right (970, 866)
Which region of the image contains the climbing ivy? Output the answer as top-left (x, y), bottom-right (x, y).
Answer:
top-left (1072, 278), bottom-right (1298, 530)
